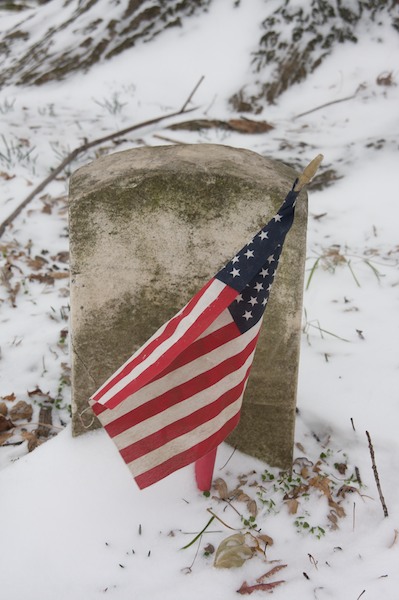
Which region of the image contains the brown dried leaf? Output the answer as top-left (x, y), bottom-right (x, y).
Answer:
top-left (0, 402), bottom-right (8, 416)
top-left (0, 431), bottom-right (13, 445)
top-left (26, 256), bottom-right (49, 270)
top-left (285, 498), bottom-right (299, 515)
top-left (29, 271), bottom-right (69, 284)
top-left (337, 485), bottom-right (358, 498)
top-left (237, 580), bottom-right (285, 595)
top-left (1, 392), bottom-right (16, 402)
top-left (247, 499), bottom-right (258, 517)
top-left (309, 475), bottom-right (333, 500)
top-left (10, 401), bottom-right (33, 422)
top-left (257, 534), bottom-right (273, 547)
top-left (51, 251), bottom-right (69, 263)
top-left (231, 488), bottom-right (251, 503)
top-left (227, 118), bottom-right (274, 134)
top-left (213, 478), bottom-right (229, 499)
top-left (0, 171), bottom-right (15, 181)
top-left (21, 431), bottom-right (39, 452)
top-left (256, 564), bottom-right (287, 583)
top-left (328, 500), bottom-right (346, 519)
top-left (28, 387), bottom-right (53, 402)
top-left (0, 414), bottom-right (14, 432)
top-left (335, 463), bottom-right (347, 475)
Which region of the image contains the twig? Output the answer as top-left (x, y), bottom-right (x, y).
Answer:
top-left (0, 77), bottom-right (204, 239)
top-left (366, 430), bottom-right (388, 517)
top-left (219, 445), bottom-right (237, 470)
top-left (180, 75), bottom-right (204, 112)
top-left (293, 92), bottom-right (358, 120)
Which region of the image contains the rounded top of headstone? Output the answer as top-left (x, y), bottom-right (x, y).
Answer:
top-left (70, 144), bottom-right (298, 197)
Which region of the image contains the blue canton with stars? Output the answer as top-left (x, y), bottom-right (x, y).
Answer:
top-left (215, 182), bottom-right (300, 333)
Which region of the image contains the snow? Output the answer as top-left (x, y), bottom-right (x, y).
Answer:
top-left (1, 0), bottom-right (399, 598)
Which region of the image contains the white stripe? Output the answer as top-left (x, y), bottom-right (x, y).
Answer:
top-left (95, 318), bottom-right (262, 426)
top-left (128, 394), bottom-right (247, 478)
top-left (95, 279), bottom-right (227, 406)
top-left (113, 349), bottom-right (256, 451)
top-left (196, 309), bottom-right (234, 339)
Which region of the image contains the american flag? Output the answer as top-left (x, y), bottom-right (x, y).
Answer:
top-left (90, 180), bottom-right (300, 489)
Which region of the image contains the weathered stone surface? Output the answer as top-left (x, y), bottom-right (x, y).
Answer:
top-left (69, 143), bottom-right (307, 470)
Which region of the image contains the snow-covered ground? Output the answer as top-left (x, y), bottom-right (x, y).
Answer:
top-left (1, 1), bottom-right (399, 598)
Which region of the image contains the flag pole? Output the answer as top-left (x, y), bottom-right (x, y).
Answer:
top-left (193, 154), bottom-right (323, 492)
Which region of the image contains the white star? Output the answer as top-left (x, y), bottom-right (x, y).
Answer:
top-left (267, 283), bottom-right (273, 292)
top-left (267, 255), bottom-right (275, 264)
top-left (230, 268), bottom-right (240, 278)
top-left (254, 282), bottom-right (264, 292)
top-left (235, 294), bottom-right (244, 303)
top-left (231, 255), bottom-right (239, 264)
top-left (259, 230), bottom-right (269, 240)
top-left (260, 268), bottom-right (269, 278)
top-left (273, 214), bottom-right (282, 222)
top-left (243, 310), bottom-right (253, 321)
top-left (248, 296), bottom-right (258, 306)
top-left (244, 249), bottom-right (254, 259)
top-left (262, 297), bottom-right (268, 306)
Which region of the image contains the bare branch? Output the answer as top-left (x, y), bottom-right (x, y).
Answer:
top-left (0, 77), bottom-right (204, 239)
top-left (366, 430), bottom-right (388, 518)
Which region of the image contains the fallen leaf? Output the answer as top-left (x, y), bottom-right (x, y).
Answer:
top-left (256, 564), bottom-right (287, 583)
top-left (227, 118), bottom-right (274, 134)
top-left (1, 392), bottom-right (16, 402)
top-left (335, 462), bottom-right (348, 475)
top-left (21, 431), bottom-right (39, 452)
top-left (237, 580), bottom-right (285, 595)
top-left (0, 414), bottom-right (14, 432)
top-left (247, 499), bottom-right (258, 517)
top-left (214, 478), bottom-right (229, 499)
top-left (257, 534), bottom-right (273, 547)
top-left (10, 401), bottom-right (33, 422)
top-left (28, 387), bottom-right (53, 402)
top-left (26, 255), bottom-right (49, 270)
top-left (0, 431), bottom-right (13, 445)
top-left (0, 171), bottom-right (15, 180)
top-left (0, 402), bottom-right (8, 416)
top-left (285, 498), bottom-right (299, 515)
top-left (214, 533), bottom-right (254, 569)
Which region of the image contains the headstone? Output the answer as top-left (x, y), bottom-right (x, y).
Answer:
top-left (68, 144), bottom-right (307, 470)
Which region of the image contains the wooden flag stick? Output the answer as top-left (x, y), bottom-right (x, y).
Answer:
top-left (294, 154), bottom-right (324, 191)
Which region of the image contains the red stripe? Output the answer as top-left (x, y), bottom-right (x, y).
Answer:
top-left (104, 332), bottom-right (259, 437)
top-left (149, 320), bottom-right (240, 382)
top-left (119, 367), bottom-right (250, 463)
top-left (91, 403), bottom-right (107, 416)
top-left (102, 284), bottom-right (238, 409)
top-left (134, 412), bottom-right (241, 489)
top-left (92, 278), bottom-right (216, 402)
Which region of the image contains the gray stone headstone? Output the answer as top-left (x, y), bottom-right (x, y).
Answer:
top-left (68, 144), bottom-right (307, 470)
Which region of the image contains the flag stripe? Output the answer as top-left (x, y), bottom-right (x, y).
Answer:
top-left (119, 365), bottom-right (251, 464)
top-left (91, 318), bottom-right (240, 419)
top-left (103, 331), bottom-right (259, 438)
top-left (113, 347), bottom-right (256, 452)
top-left (94, 280), bottom-right (237, 408)
top-left (91, 277), bottom-right (216, 403)
top-left (133, 410), bottom-right (242, 489)
top-left (94, 315), bottom-right (257, 427)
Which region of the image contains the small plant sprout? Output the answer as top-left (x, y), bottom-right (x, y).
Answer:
top-left (0, 97), bottom-right (16, 114)
top-left (93, 92), bottom-right (127, 115)
top-left (306, 245), bottom-right (386, 290)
